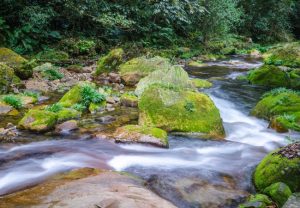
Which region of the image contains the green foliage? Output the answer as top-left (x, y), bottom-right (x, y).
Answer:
top-left (42, 68), bottom-right (64, 80)
top-left (23, 91), bottom-right (40, 99)
top-left (184, 101), bottom-right (196, 112)
top-left (71, 103), bottom-right (86, 112)
top-left (3, 95), bottom-right (22, 109)
top-left (81, 84), bottom-right (105, 107)
top-left (262, 88), bottom-right (300, 98)
top-left (45, 103), bottom-right (63, 113)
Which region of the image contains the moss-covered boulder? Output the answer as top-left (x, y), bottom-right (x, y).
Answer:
top-left (254, 143), bottom-right (300, 193)
top-left (95, 48), bottom-right (124, 75)
top-left (239, 194), bottom-right (273, 208)
top-left (252, 88), bottom-right (300, 132)
top-left (56, 108), bottom-right (81, 123)
top-left (264, 42), bottom-right (300, 68)
top-left (113, 125), bottom-right (168, 148)
top-left (120, 92), bottom-right (138, 107)
top-left (0, 63), bottom-right (20, 94)
top-left (191, 78), bottom-right (213, 89)
top-left (135, 65), bottom-right (194, 97)
top-left (247, 65), bottom-right (290, 88)
top-left (88, 101), bottom-right (106, 114)
top-left (119, 56), bottom-right (171, 86)
top-left (138, 85), bottom-right (225, 139)
top-left (18, 110), bottom-right (57, 132)
top-left (263, 182), bottom-right (292, 207)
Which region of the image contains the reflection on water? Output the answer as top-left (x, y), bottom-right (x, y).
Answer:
top-left (0, 56), bottom-right (298, 207)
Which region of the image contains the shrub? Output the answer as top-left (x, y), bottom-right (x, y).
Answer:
top-left (81, 84), bottom-right (105, 107)
top-left (3, 95), bottom-right (23, 109)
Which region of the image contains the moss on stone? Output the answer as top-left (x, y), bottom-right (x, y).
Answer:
top-left (66, 64), bottom-right (84, 73)
top-left (263, 182), bottom-right (292, 207)
top-left (0, 47), bottom-right (27, 68)
top-left (119, 56), bottom-right (171, 85)
top-left (247, 65), bottom-right (290, 88)
top-left (135, 65), bottom-right (194, 97)
top-left (138, 85), bottom-right (225, 139)
top-left (18, 109), bottom-right (57, 132)
top-left (254, 150), bottom-right (300, 193)
top-left (239, 194), bottom-right (273, 208)
top-left (264, 42), bottom-right (300, 68)
top-left (56, 108), bottom-right (81, 123)
top-left (0, 63), bottom-right (21, 94)
top-left (191, 78), bottom-right (213, 89)
top-left (58, 84), bottom-right (82, 108)
top-left (120, 92), bottom-right (138, 107)
top-left (271, 112), bottom-right (300, 132)
top-left (95, 48), bottom-right (124, 75)
top-left (88, 101), bottom-right (106, 113)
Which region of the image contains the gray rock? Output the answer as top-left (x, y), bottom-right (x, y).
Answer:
top-left (283, 193), bottom-right (300, 208)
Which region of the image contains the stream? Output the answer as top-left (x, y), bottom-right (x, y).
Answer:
top-left (0, 56), bottom-right (299, 208)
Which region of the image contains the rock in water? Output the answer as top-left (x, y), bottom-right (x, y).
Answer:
top-left (138, 85), bottom-right (225, 139)
top-left (283, 193), bottom-right (300, 208)
top-left (0, 168), bottom-right (176, 208)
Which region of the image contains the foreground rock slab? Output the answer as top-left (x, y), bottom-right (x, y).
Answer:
top-left (0, 168), bottom-right (176, 208)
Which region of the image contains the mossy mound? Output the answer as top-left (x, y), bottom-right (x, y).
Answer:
top-left (58, 84), bottom-right (83, 108)
top-left (191, 78), bottom-right (213, 89)
top-left (254, 144), bottom-right (300, 193)
top-left (239, 194), bottom-right (273, 208)
top-left (119, 56), bottom-right (171, 86)
top-left (264, 42), bottom-right (300, 68)
top-left (247, 65), bottom-right (290, 88)
top-left (263, 182), bottom-right (292, 207)
top-left (138, 85), bottom-right (225, 139)
top-left (0, 63), bottom-right (20, 94)
top-left (95, 48), bottom-right (124, 75)
top-left (113, 125), bottom-right (168, 148)
top-left (135, 65), bottom-right (194, 97)
top-left (252, 88), bottom-right (300, 132)
top-left (18, 109), bottom-right (57, 132)
top-left (0, 47), bottom-right (33, 79)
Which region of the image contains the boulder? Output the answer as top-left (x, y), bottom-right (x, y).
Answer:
top-left (254, 143), bottom-right (300, 193)
top-left (18, 109), bottom-right (57, 132)
top-left (119, 56), bottom-right (171, 86)
top-left (0, 63), bottom-right (20, 94)
top-left (138, 85), bottom-right (225, 139)
top-left (283, 193), bottom-right (300, 208)
top-left (135, 65), bottom-right (194, 97)
top-left (120, 92), bottom-right (138, 107)
top-left (55, 120), bottom-right (78, 133)
top-left (0, 168), bottom-right (176, 208)
top-left (263, 182), bottom-right (292, 207)
top-left (95, 48), bottom-right (124, 75)
top-left (247, 65), bottom-right (290, 88)
top-left (264, 42), bottom-right (300, 68)
top-left (113, 125), bottom-right (168, 148)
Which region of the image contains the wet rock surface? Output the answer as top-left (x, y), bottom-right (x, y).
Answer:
top-left (283, 193), bottom-right (300, 208)
top-left (276, 142), bottom-right (300, 159)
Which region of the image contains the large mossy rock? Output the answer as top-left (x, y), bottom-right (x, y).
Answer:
top-left (263, 182), bottom-right (292, 207)
top-left (254, 143), bottom-right (300, 193)
top-left (138, 85), bottom-right (225, 139)
top-left (247, 65), bottom-right (290, 88)
top-left (252, 88), bottom-right (300, 132)
top-left (119, 56), bottom-right (171, 86)
top-left (113, 125), bottom-right (168, 148)
top-left (0, 63), bottom-right (20, 94)
top-left (18, 110), bottom-right (57, 132)
top-left (135, 65), bottom-right (194, 97)
top-left (56, 108), bottom-right (81, 122)
top-left (0, 48), bottom-right (33, 79)
top-left (264, 42), bottom-right (300, 68)
top-left (95, 48), bottom-right (124, 75)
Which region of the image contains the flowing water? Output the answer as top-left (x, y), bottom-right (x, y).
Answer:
top-left (0, 56), bottom-right (299, 207)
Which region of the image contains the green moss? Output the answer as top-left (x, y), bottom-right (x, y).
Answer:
top-left (0, 63), bottom-right (21, 94)
top-left (247, 65), bottom-right (290, 88)
top-left (18, 109), bottom-right (57, 132)
top-left (95, 48), bottom-right (124, 75)
top-left (263, 182), bottom-right (292, 207)
top-left (264, 42), bottom-right (300, 68)
top-left (36, 50), bottom-right (69, 63)
top-left (55, 108), bottom-right (81, 122)
top-left (138, 85), bottom-right (225, 139)
top-left (88, 101), bottom-right (106, 113)
top-left (254, 150), bottom-right (300, 192)
top-left (120, 92), bottom-right (138, 107)
top-left (0, 47), bottom-right (27, 68)
top-left (239, 194), bottom-right (273, 208)
top-left (191, 78), bottom-right (212, 88)
top-left (252, 89), bottom-right (300, 120)
top-left (58, 84), bottom-right (82, 108)
top-left (272, 112), bottom-right (300, 132)
top-left (59, 38), bottom-right (96, 56)
top-left (135, 65), bottom-right (194, 97)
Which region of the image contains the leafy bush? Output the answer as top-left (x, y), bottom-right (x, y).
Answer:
top-left (81, 84), bottom-right (105, 107)
top-left (3, 95), bottom-right (22, 109)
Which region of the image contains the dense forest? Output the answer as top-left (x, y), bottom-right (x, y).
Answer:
top-left (0, 1), bottom-right (300, 208)
top-left (1, 0), bottom-right (300, 54)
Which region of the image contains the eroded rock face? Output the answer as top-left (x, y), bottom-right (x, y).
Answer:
top-left (0, 168), bottom-right (176, 208)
